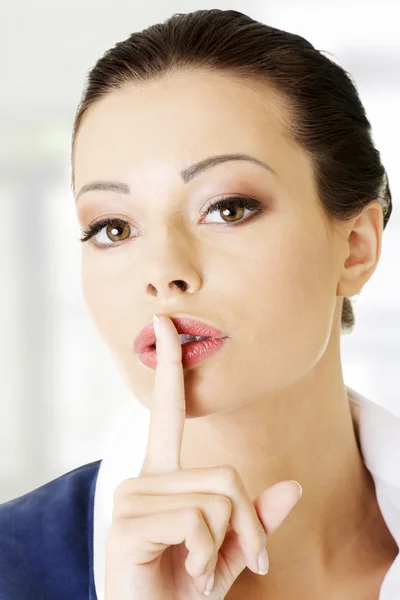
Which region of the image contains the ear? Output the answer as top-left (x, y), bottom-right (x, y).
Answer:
top-left (336, 200), bottom-right (384, 299)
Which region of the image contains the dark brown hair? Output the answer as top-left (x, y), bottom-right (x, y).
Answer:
top-left (70, 9), bottom-right (392, 334)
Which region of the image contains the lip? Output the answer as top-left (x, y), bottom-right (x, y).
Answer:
top-left (134, 316), bottom-right (228, 354)
top-left (139, 336), bottom-right (227, 370)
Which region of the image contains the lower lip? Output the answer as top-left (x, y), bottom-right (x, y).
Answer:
top-left (138, 337), bottom-right (227, 370)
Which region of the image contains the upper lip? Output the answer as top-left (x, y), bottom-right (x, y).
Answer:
top-left (134, 316), bottom-right (228, 353)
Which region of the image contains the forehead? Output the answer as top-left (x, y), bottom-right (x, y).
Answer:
top-left (73, 69), bottom-right (301, 193)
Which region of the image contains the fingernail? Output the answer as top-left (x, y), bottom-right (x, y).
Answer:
top-left (291, 480), bottom-right (303, 501)
top-left (257, 548), bottom-right (269, 575)
top-left (153, 313), bottom-right (160, 339)
top-left (204, 571), bottom-right (215, 595)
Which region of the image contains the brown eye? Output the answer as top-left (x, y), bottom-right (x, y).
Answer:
top-left (219, 205), bottom-right (245, 222)
top-left (202, 195), bottom-right (263, 225)
top-left (79, 218), bottom-right (135, 246)
top-left (105, 221), bottom-right (131, 242)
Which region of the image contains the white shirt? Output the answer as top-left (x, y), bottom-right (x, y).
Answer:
top-left (92, 386), bottom-right (400, 599)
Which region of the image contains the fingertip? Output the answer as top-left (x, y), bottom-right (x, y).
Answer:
top-left (153, 313), bottom-right (160, 339)
top-left (289, 480), bottom-right (303, 501)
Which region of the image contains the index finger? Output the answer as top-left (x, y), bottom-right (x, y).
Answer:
top-left (139, 314), bottom-right (186, 476)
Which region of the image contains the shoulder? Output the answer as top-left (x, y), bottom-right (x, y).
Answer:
top-left (0, 459), bottom-right (101, 599)
top-left (348, 385), bottom-right (400, 493)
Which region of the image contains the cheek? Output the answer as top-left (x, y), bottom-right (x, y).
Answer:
top-left (228, 229), bottom-right (337, 380)
top-left (80, 254), bottom-right (133, 347)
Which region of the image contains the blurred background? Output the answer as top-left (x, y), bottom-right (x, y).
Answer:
top-left (0, 0), bottom-right (399, 503)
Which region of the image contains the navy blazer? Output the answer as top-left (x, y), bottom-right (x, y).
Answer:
top-left (0, 460), bottom-right (101, 599)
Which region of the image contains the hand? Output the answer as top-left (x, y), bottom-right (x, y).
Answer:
top-left (104, 314), bottom-right (302, 599)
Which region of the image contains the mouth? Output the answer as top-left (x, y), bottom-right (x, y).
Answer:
top-left (134, 316), bottom-right (228, 355)
top-left (139, 334), bottom-right (228, 370)
top-left (148, 333), bottom-right (212, 350)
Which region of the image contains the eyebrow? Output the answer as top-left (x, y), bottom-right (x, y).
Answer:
top-left (75, 153), bottom-right (278, 202)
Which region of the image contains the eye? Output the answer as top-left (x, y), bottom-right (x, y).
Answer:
top-left (201, 195), bottom-right (263, 224)
top-left (79, 196), bottom-right (264, 247)
top-left (79, 218), bottom-right (135, 246)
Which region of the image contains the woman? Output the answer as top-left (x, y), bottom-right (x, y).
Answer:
top-left (0, 8), bottom-right (398, 599)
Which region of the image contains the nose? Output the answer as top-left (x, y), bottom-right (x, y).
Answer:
top-left (149, 279), bottom-right (188, 295)
top-left (143, 230), bottom-right (202, 298)
top-left (147, 273), bottom-right (203, 297)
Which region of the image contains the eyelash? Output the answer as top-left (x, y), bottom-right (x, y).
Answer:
top-left (79, 195), bottom-right (263, 246)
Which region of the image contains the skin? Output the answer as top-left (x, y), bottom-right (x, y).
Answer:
top-left (72, 69), bottom-right (398, 598)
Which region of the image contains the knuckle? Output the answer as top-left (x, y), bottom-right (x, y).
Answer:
top-left (112, 481), bottom-right (128, 504)
top-left (112, 485), bottom-right (123, 505)
top-left (107, 518), bottom-right (127, 548)
top-left (186, 506), bottom-right (204, 527)
top-left (207, 494), bottom-right (232, 517)
top-left (111, 504), bottom-right (120, 521)
top-left (112, 478), bottom-right (138, 504)
top-left (216, 464), bottom-right (239, 488)
top-left (111, 495), bottom-right (138, 520)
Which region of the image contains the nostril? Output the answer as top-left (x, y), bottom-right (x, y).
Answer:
top-left (174, 280), bottom-right (188, 292)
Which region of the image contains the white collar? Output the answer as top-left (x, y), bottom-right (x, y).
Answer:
top-left (92, 386), bottom-right (400, 599)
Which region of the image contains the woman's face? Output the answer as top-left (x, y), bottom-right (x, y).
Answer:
top-left (73, 69), bottom-right (346, 417)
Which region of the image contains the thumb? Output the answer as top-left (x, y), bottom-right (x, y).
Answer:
top-left (254, 479), bottom-right (303, 538)
top-left (216, 480), bottom-right (302, 593)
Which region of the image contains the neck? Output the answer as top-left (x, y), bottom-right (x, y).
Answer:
top-left (180, 345), bottom-right (398, 595)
